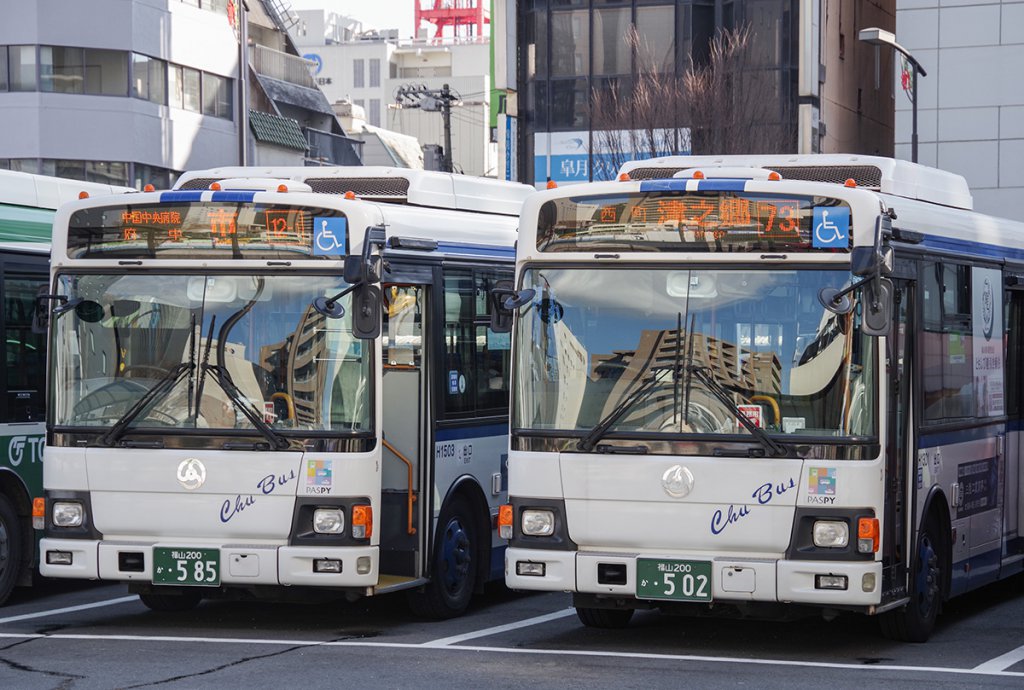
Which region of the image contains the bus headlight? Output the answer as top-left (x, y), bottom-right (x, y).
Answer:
top-left (313, 508), bottom-right (345, 534)
top-left (522, 509), bottom-right (555, 537)
top-left (812, 520), bottom-right (849, 548)
top-left (52, 501), bottom-right (84, 528)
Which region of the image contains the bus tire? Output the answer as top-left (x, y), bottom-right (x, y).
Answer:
top-left (879, 514), bottom-right (945, 642)
top-left (407, 495), bottom-right (477, 620)
top-left (576, 606), bottom-right (634, 629)
top-left (139, 589), bottom-right (203, 613)
top-left (0, 494), bottom-right (23, 607)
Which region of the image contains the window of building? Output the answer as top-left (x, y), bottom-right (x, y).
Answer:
top-left (202, 72), bottom-right (232, 119)
top-left (353, 58), bottom-right (365, 88)
top-left (168, 65), bottom-right (184, 108)
top-left (526, 11), bottom-right (547, 80)
top-left (636, 5), bottom-right (675, 73)
top-left (132, 53), bottom-right (167, 104)
top-left (84, 48), bottom-right (128, 96)
top-left (85, 161), bottom-right (129, 185)
top-left (0, 47), bottom-right (8, 91)
top-left (134, 163), bottom-right (178, 191)
top-left (369, 58), bottom-right (380, 87)
top-left (40, 46), bottom-right (84, 93)
top-left (441, 267), bottom-right (512, 418)
top-left (8, 46), bottom-right (36, 91)
top-left (550, 10), bottom-right (589, 77)
top-left (369, 98), bottom-right (381, 127)
top-left (182, 67), bottom-right (201, 112)
top-left (550, 78), bottom-right (589, 129)
top-left (593, 8), bottom-right (630, 76)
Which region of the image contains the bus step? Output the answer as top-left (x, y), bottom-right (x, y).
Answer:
top-left (374, 574), bottom-right (427, 595)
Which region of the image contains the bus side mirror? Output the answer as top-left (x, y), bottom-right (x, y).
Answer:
top-left (351, 284), bottom-right (382, 339)
top-left (489, 279), bottom-right (515, 334)
top-left (862, 277), bottom-right (893, 337)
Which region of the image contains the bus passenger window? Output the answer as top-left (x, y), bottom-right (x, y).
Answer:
top-left (382, 285), bottom-right (422, 367)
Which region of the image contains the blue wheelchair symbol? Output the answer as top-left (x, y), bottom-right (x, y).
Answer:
top-left (812, 207), bottom-right (849, 249)
top-left (313, 217), bottom-right (347, 256)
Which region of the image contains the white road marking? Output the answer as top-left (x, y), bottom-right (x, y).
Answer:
top-left (420, 608), bottom-right (575, 647)
top-left (0, 631), bottom-right (1020, 678)
top-left (0, 596), bottom-right (138, 625)
top-left (973, 643), bottom-right (1024, 672)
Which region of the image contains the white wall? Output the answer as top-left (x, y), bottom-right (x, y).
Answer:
top-left (896, 0), bottom-right (1024, 220)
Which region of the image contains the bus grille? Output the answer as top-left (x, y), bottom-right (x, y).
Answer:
top-left (627, 164), bottom-right (884, 189)
top-left (305, 177), bottom-right (410, 200)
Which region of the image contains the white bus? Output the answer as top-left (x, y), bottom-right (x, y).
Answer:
top-left (0, 169), bottom-right (129, 605)
top-left (39, 167), bottom-right (531, 618)
top-left (499, 154), bottom-right (1024, 641)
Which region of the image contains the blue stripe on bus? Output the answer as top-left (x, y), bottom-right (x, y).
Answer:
top-left (919, 423), bottom-right (1006, 448)
top-left (159, 191), bottom-right (204, 203)
top-left (210, 191), bottom-right (258, 203)
top-left (639, 180), bottom-right (689, 192)
top-left (920, 234), bottom-right (1024, 262)
top-left (695, 180), bottom-right (749, 192)
top-left (435, 242), bottom-right (515, 259)
top-left (435, 423), bottom-right (507, 441)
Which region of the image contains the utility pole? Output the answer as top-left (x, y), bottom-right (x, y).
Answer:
top-left (393, 83), bottom-right (466, 173)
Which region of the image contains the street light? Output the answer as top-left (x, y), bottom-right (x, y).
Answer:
top-left (859, 27), bottom-right (927, 163)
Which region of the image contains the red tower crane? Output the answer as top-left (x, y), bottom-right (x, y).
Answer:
top-left (414, 0), bottom-right (488, 40)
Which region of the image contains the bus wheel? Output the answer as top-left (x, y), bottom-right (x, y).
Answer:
top-left (139, 589), bottom-right (203, 612)
top-left (408, 496), bottom-right (477, 619)
top-left (576, 606), bottom-right (634, 629)
top-left (879, 515), bottom-right (944, 642)
top-left (0, 494), bottom-right (23, 606)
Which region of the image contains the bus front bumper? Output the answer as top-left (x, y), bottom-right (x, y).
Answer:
top-left (40, 538), bottom-right (380, 588)
top-left (505, 547), bottom-right (883, 607)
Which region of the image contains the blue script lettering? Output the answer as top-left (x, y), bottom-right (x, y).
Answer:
top-left (258, 469), bottom-right (297, 495)
top-left (710, 476), bottom-right (796, 536)
top-left (220, 494), bottom-right (256, 523)
top-left (710, 504), bottom-right (751, 535)
top-left (752, 477), bottom-right (796, 505)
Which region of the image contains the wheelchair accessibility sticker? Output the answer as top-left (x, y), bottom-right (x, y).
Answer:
top-left (313, 217), bottom-right (347, 256)
top-left (812, 207), bottom-right (849, 249)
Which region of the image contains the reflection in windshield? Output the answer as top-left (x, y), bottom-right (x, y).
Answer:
top-left (51, 273), bottom-right (371, 434)
top-left (513, 268), bottom-right (875, 442)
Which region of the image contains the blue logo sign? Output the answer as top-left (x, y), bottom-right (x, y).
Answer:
top-left (303, 53), bottom-right (323, 75)
top-left (313, 217), bottom-right (347, 256)
top-left (448, 370), bottom-right (459, 394)
top-left (812, 207), bottom-right (850, 249)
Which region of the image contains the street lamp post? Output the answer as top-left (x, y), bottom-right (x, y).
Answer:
top-left (859, 27), bottom-right (927, 164)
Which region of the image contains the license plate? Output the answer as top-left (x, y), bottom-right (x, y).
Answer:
top-left (636, 558), bottom-right (712, 601)
top-left (152, 547), bottom-right (220, 586)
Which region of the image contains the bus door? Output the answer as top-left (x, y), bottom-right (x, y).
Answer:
top-left (882, 270), bottom-right (914, 601)
top-left (379, 281), bottom-right (428, 583)
top-left (1003, 275), bottom-right (1024, 568)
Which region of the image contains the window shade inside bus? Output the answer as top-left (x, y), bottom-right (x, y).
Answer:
top-left (536, 192), bottom-right (852, 253)
top-left (66, 202), bottom-right (347, 259)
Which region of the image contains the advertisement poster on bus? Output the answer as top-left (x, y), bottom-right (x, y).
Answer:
top-left (972, 266), bottom-right (1004, 417)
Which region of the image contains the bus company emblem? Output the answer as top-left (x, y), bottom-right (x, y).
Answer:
top-left (177, 458), bottom-right (207, 490)
top-left (982, 277), bottom-right (994, 339)
top-left (662, 465), bottom-right (694, 498)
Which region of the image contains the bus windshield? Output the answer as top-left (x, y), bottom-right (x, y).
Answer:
top-left (512, 267), bottom-right (876, 446)
top-left (50, 272), bottom-right (371, 435)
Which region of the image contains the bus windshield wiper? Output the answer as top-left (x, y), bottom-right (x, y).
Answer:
top-left (576, 366), bottom-right (675, 453)
top-left (98, 363), bottom-right (192, 447)
top-left (687, 365), bottom-right (791, 458)
top-left (201, 363), bottom-right (290, 450)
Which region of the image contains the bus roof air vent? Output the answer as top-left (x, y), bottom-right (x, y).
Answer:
top-left (177, 177), bottom-right (221, 191)
top-left (306, 177), bottom-right (410, 201)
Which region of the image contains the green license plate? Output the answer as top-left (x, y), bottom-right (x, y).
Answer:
top-left (152, 547), bottom-right (220, 586)
top-left (636, 559), bottom-right (712, 601)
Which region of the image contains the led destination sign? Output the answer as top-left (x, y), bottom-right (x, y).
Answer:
top-left (536, 191), bottom-right (852, 253)
top-left (67, 202), bottom-right (347, 260)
